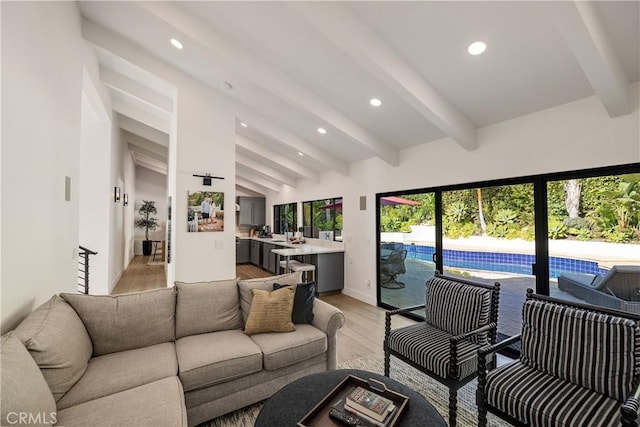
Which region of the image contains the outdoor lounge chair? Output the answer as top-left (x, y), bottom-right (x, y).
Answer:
top-left (558, 265), bottom-right (640, 314)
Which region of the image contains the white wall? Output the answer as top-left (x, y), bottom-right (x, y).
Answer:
top-left (107, 123), bottom-right (126, 292)
top-left (269, 86), bottom-right (640, 305)
top-left (123, 150), bottom-right (136, 265)
top-left (173, 81), bottom-right (236, 282)
top-left (134, 166), bottom-right (167, 255)
top-left (1, 2), bottom-right (84, 332)
top-left (79, 88), bottom-right (111, 295)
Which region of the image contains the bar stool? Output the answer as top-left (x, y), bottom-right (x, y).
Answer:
top-left (279, 259), bottom-right (302, 272)
top-left (290, 262), bottom-right (316, 282)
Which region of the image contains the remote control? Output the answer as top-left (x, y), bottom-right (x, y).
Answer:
top-left (328, 408), bottom-right (362, 426)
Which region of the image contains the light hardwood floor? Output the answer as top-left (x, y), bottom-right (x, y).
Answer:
top-left (112, 260), bottom-right (415, 364)
top-left (112, 256), bottom-right (167, 294)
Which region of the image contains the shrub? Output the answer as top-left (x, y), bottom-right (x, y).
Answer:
top-left (446, 201), bottom-right (470, 223)
top-left (576, 228), bottom-right (592, 241)
top-left (548, 220), bottom-right (567, 240)
top-left (493, 209), bottom-right (518, 226)
top-left (563, 217), bottom-right (594, 231)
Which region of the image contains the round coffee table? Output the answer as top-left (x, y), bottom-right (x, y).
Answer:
top-left (255, 369), bottom-right (446, 426)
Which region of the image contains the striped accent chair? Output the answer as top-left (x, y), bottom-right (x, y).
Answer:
top-left (384, 273), bottom-right (500, 427)
top-left (477, 289), bottom-right (640, 427)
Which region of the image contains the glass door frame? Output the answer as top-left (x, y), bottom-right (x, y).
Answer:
top-left (376, 162), bottom-right (640, 312)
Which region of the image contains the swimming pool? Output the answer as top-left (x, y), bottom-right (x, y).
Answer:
top-left (382, 243), bottom-right (609, 279)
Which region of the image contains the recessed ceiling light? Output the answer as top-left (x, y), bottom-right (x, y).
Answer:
top-left (240, 122), bottom-right (248, 128)
top-left (317, 127), bottom-right (327, 134)
top-left (467, 41), bottom-right (486, 55)
top-left (170, 38), bottom-right (183, 50)
top-left (370, 98), bottom-right (382, 107)
top-left (298, 151), bottom-right (304, 157)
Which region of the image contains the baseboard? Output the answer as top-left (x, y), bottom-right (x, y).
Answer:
top-left (108, 269), bottom-right (124, 294)
top-left (341, 287), bottom-right (377, 306)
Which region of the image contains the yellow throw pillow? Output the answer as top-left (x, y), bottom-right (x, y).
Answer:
top-left (244, 287), bottom-right (296, 335)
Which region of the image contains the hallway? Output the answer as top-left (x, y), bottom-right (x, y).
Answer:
top-left (111, 256), bottom-right (166, 294)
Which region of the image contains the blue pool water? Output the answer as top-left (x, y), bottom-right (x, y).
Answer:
top-left (382, 243), bottom-right (609, 279)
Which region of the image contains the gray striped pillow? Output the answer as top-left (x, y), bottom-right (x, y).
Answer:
top-left (424, 276), bottom-right (492, 344)
top-left (521, 300), bottom-right (640, 401)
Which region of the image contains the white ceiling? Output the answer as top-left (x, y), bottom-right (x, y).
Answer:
top-left (78, 1), bottom-right (640, 195)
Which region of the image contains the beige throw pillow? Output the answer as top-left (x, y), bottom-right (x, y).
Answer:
top-left (238, 272), bottom-right (302, 322)
top-left (244, 287), bottom-right (296, 335)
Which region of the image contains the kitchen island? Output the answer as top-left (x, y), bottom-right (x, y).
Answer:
top-left (240, 237), bottom-right (344, 294)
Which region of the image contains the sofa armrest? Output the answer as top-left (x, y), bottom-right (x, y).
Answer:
top-left (312, 299), bottom-right (345, 337)
top-left (311, 299), bottom-right (345, 371)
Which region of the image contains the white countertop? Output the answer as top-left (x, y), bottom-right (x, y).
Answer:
top-left (242, 236), bottom-right (344, 255)
top-left (272, 246), bottom-right (344, 256)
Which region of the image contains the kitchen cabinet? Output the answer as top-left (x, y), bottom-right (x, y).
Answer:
top-left (236, 239), bottom-right (250, 264)
top-left (238, 197), bottom-right (266, 226)
top-left (262, 242), bottom-right (277, 273)
top-left (309, 252), bottom-right (344, 293)
top-left (250, 240), bottom-right (262, 266)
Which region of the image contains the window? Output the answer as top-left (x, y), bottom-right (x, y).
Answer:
top-left (302, 198), bottom-right (342, 241)
top-left (273, 203), bottom-right (297, 235)
top-left (377, 163), bottom-right (640, 341)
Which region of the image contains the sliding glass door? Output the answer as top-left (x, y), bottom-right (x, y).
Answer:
top-left (378, 164), bottom-right (640, 328)
top-left (442, 183), bottom-right (535, 338)
top-left (378, 193), bottom-right (436, 310)
top-left (548, 173), bottom-right (640, 313)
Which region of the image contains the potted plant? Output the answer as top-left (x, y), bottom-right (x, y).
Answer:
top-left (135, 200), bottom-right (159, 256)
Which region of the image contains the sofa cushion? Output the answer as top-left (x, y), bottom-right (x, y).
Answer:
top-left (175, 279), bottom-right (243, 339)
top-left (62, 288), bottom-right (176, 356)
top-left (244, 287), bottom-right (296, 335)
top-left (176, 329), bottom-right (262, 392)
top-left (521, 300), bottom-right (639, 401)
top-left (273, 281), bottom-right (315, 324)
top-left (424, 276), bottom-right (492, 345)
top-left (1, 332), bottom-right (57, 426)
top-left (14, 295), bottom-right (92, 401)
top-left (250, 324), bottom-right (327, 370)
top-left (239, 272), bottom-right (302, 322)
top-left (55, 376), bottom-right (187, 427)
top-left (56, 342), bottom-right (178, 410)
top-left (486, 361), bottom-right (621, 427)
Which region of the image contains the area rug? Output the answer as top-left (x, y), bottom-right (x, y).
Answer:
top-left (201, 354), bottom-right (512, 427)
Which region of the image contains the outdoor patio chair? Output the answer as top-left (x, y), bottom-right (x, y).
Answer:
top-left (477, 289), bottom-right (640, 427)
top-left (558, 265), bottom-right (640, 314)
top-left (380, 249), bottom-right (407, 289)
top-left (384, 273), bottom-right (500, 427)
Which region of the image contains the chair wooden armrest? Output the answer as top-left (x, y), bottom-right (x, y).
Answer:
top-left (477, 334), bottom-right (522, 358)
top-left (621, 381), bottom-right (640, 427)
top-left (385, 305), bottom-right (426, 340)
top-left (451, 323), bottom-right (497, 344)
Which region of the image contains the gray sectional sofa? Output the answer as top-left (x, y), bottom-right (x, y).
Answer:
top-left (1, 272), bottom-right (345, 426)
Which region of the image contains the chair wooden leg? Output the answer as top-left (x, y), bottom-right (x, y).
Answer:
top-left (384, 351), bottom-right (390, 377)
top-left (449, 389), bottom-right (457, 427)
top-left (477, 399), bottom-right (488, 427)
